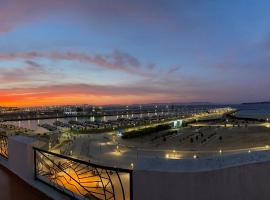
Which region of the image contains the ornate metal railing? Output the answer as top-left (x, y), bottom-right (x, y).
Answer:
top-left (0, 135), bottom-right (8, 159)
top-left (33, 147), bottom-right (133, 200)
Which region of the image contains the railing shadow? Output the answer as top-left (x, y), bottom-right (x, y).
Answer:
top-left (0, 135), bottom-right (8, 159)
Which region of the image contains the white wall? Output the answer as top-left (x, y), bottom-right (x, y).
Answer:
top-left (8, 136), bottom-right (37, 180)
top-left (4, 135), bottom-right (270, 200)
top-left (133, 161), bottom-right (270, 200)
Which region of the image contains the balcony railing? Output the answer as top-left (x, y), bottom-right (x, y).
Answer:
top-left (0, 135), bottom-right (8, 159)
top-left (33, 147), bottom-right (133, 200)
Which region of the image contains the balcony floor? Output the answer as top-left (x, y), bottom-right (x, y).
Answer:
top-left (0, 165), bottom-right (52, 200)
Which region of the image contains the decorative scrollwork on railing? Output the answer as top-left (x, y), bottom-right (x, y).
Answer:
top-left (34, 148), bottom-right (132, 200)
top-left (0, 135), bottom-right (8, 159)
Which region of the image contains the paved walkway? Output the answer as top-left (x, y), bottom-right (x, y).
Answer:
top-left (0, 165), bottom-right (52, 200)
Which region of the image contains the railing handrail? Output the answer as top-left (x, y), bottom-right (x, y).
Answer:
top-left (33, 147), bottom-right (133, 173)
top-left (0, 134), bottom-right (8, 138)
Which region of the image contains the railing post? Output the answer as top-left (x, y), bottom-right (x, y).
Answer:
top-left (130, 171), bottom-right (133, 200)
top-left (8, 136), bottom-right (39, 181)
top-left (34, 148), bottom-right (37, 180)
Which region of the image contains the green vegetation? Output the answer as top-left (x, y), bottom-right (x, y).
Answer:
top-left (122, 124), bottom-right (171, 139)
top-left (71, 128), bottom-right (113, 135)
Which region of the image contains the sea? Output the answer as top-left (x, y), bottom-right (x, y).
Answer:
top-left (234, 103), bottom-right (270, 120)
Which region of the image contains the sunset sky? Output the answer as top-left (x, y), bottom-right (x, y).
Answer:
top-left (1, 0), bottom-right (270, 107)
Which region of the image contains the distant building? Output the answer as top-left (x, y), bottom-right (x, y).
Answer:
top-left (172, 120), bottom-right (183, 128)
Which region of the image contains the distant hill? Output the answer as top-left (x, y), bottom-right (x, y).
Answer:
top-left (242, 101), bottom-right (270, 105)
top-left (177, 102), bottom-right (217, 106)
top-left (145, 102), bottom-right (217, 106)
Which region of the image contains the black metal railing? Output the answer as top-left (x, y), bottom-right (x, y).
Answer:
top-left (0, 135), bottom-right (8, 159)
top-left (33, 147), bottom-right (133, 200)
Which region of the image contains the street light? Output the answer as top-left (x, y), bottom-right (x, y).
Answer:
top-left (116, 145), bottom-right (119, 152)
top-left (173, 150), bottom-right (176, 158)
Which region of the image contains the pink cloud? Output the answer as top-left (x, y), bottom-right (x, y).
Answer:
top-left (0, 60), bottom-right (58, 83)
top-left (0, 50), bottom-right (155, 76)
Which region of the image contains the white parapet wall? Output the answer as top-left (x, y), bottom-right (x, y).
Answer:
top-left (133, 152), bottom-right (270, 200)
top-left (3, 135), bottom-right (270, 200)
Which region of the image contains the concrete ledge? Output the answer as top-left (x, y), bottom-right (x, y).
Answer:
top-left (135, 150), bottom-right (270, 172)
top-left (134, 151), bottom-right (270, 200)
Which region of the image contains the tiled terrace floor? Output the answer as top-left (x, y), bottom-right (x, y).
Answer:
top-left (0, 165), bottom-right (52, 200)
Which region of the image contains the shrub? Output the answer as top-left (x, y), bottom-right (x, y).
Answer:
top-left (122, 124), bottom-right (171, 139)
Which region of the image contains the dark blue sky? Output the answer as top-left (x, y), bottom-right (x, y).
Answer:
top-left (0, 0), bottom-right (269, 106)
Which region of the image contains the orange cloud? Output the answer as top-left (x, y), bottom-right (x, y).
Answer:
top-left (0, 83), bottom-right (193, 107)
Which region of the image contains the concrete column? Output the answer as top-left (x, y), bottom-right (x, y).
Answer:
top-left (8, 135), bottom-right (40, 180)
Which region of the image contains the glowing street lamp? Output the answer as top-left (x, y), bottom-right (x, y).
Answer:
top-left (116, 145), bottom-right (120, 152)
top-left (173, 150), bottom-right (176, 158)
